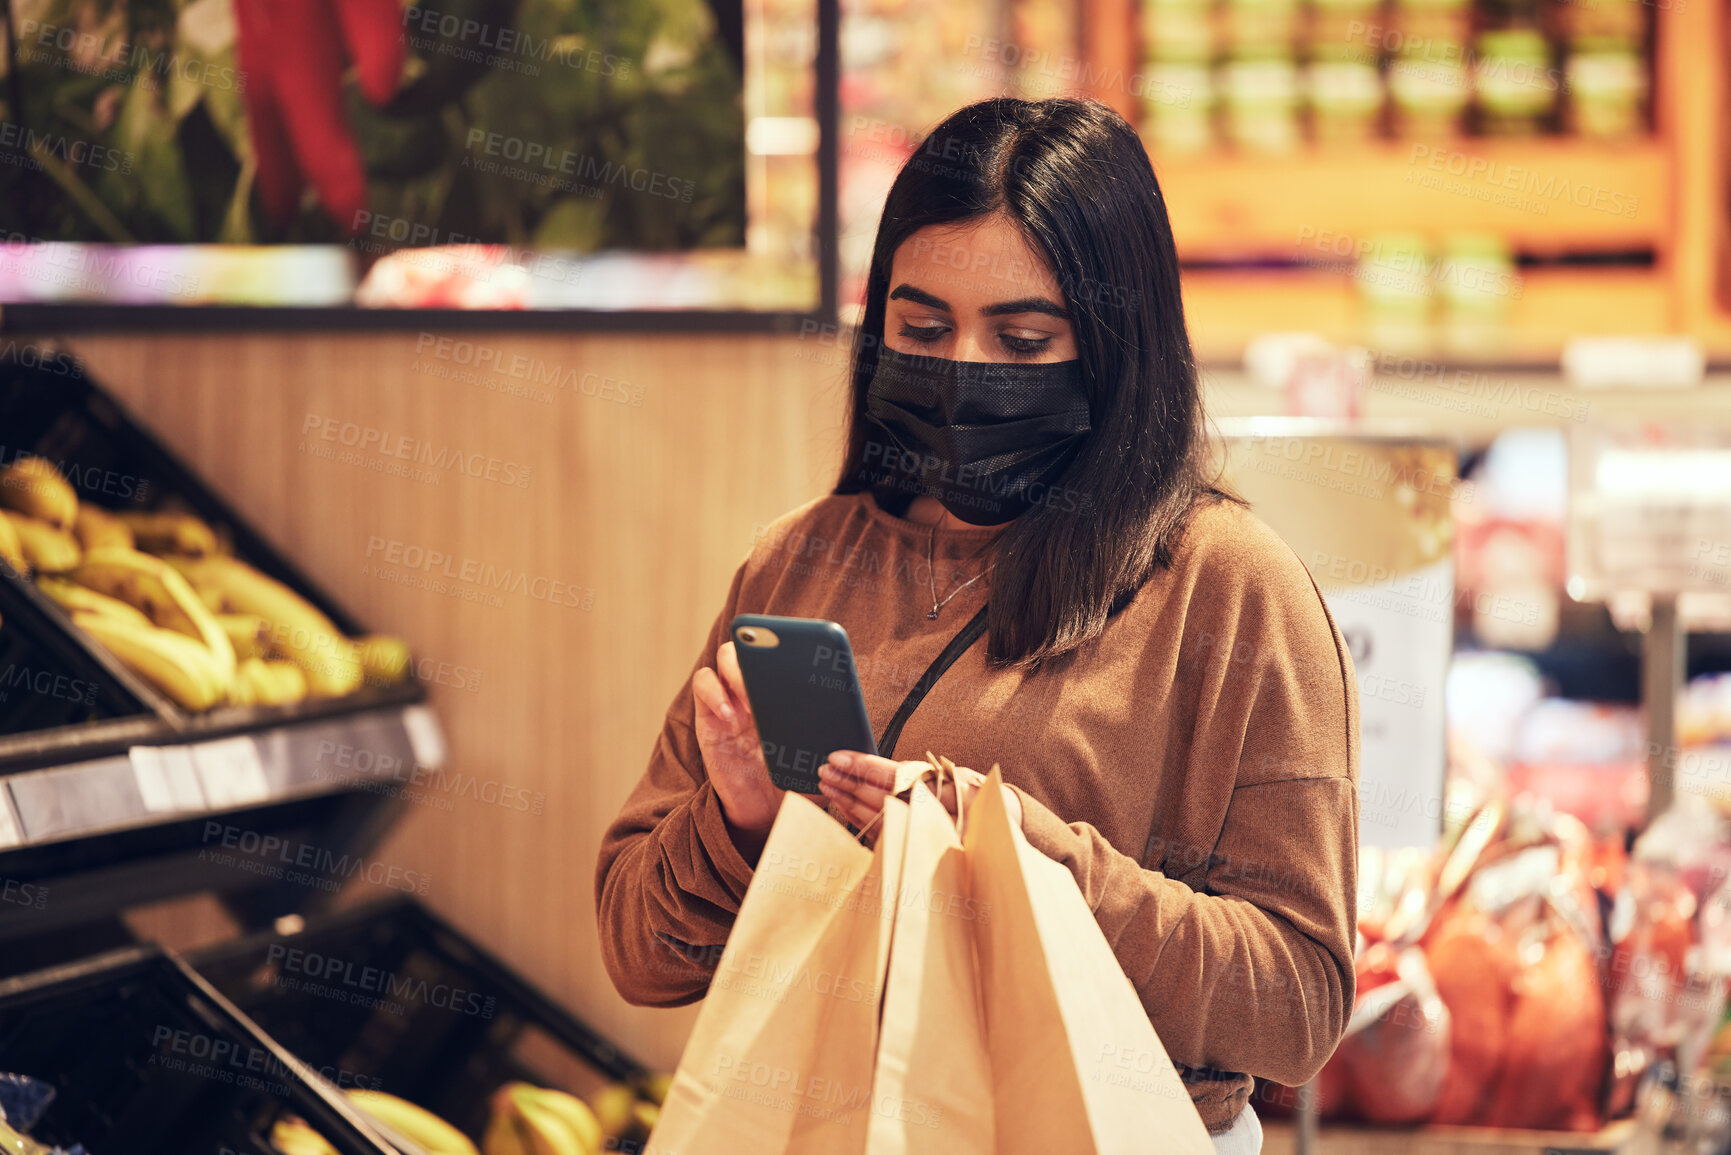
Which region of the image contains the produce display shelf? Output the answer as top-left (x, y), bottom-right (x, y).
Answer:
top-left (0, 703), bottom-right (441, 949)
top-left (0, 945), bottom-right (396, 1155)
top-left (1181, 266), bottom-right (1672, 365)
top-left (0, 346), bottom-right (453, 961)
top-left (0, 346), bottom-right (428, 771)
top-left (191, 895), bottom-right (651, 1144)
top-left (1262, 1119), bottom-right (1638, 1154)
top-left (1151, 139), bottom-right (1667, 263)
top-left (0, 702), bottom-right (439, 852)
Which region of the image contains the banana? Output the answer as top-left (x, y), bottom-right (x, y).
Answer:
top-left (0, 454), bottom-right (77, 530)
top-left (588, 1083), bottom-right (636, 1140)
top-left (74, 504), bottom-right (134, 552)
top-left (347, 1089), bottom-right (479, 1155)
top-left (270, 1116), bottom-right (341, 1155)
top-left (115, 509), bottom-right (220, 556)
top-left (72, 610), bottom-right (229, 710)
top-left (485, 1083), bottom-right (599, 1155)
top-left (37, 575), bottom-right (154, 628)
top-left (0, 511), bottom-right (27, 576)
top-left (262, 659), bottom-right (309, 702)
top-left (521, 1086), bottom-right (603, 1155)
top-left (228, 666), bottom-right (256, 707)
top-left (630, 1100), bottom-right (659, 1138)
top-left (357, 634), bottom-right (413, 687)
top-left (481, 1110), bottom-right (527, 1155)
top-left (0, 1115), bottom-right (54, 1155)
top-left (71, 548), bottom-right (235, 684)
top-left (6, 513), bottom-right (81, 573)
top-left (218, 612), bottom-right (269, 660)
top-left (169, 556), bottom-right (362, 697)
top-left (233, 657), bottom-right (308, 706)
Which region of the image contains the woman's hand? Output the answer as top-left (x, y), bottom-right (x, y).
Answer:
top-left (818, 751), bottom-right (1022, 831)
top-left (692, 641), bottom-right (785, 857)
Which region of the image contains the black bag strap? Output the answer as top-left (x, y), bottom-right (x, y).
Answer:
top-left (876, 602), bottom-right (990, 760)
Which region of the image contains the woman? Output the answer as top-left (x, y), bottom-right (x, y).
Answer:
top-left (595, 96), bottom-right (1359, 1152)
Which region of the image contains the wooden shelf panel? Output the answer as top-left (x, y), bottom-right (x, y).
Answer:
top-left (1152, 140), bottom-right (1669, 262)
top-left (1181, 266), bottom-right (1673, 364)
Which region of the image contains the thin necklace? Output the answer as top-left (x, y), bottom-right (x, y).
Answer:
top-left (926, 518), bottom-right (992, 619)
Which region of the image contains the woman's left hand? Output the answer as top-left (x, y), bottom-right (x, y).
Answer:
top-left (817, 751), bottom-right (1022, 832)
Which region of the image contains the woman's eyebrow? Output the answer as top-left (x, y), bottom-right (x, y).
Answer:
top-left (982, 296), bottom-right (1070, 319)
top-left (888, 283), bottom-right (950, 310)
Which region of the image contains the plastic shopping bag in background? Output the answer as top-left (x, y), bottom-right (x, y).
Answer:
top-left (867, 776), bottom-right (995, 1155)
top-left (1318, 943), bottom-right (1452, 1125)
top-left (647, 791), bottom-right (907, 1155)
top-left (1423, 823), bottom-right (1608, 1131)
top-left (962, 765), bottom-right (1216, 1155)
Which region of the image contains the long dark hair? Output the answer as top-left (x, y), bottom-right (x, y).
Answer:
top-left (833, 96), bottom-right (1228, 670)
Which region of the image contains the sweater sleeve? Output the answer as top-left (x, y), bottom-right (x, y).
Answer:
top-left (594, 562), bottom-right (762, 1007)
top-left (1006, 526), bottom-right (1360, 1089)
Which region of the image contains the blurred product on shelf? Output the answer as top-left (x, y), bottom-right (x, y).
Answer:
top-left (1221, 58), bottom-right (1304, 152)
top-left (1226, 0), bottom-right (1302, 54)
top-left (1566, 42), bottom-right (1647, 139)
top-left (1145, 63), bottom-right (1217, 153)
top-left (1437, 232), bottom-right (1518, 353)
top-left (1309, 0), bottom-right (1383, 60)
top-left (1472, 28), bottom-right (1557, 135)
top-left (1358, 232), bottom-right (1435, 351)
top-left (1135, 0), bottom-right (1651, 150)
top-left (1681, 673), bottom-right (1731, 749)
top-left (1454, 428), bottom-right (1568, 651)
top-left (1145, 0), bottom-right (1218, 60)
top-left (1388, 52), bottom-right (1471, 138)
top-left (1307, 59), bottom-right (1386, 142)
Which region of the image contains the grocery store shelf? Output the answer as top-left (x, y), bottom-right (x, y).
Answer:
top-left (1154, 139), bottom-right (1668, 262)
top-left (1182, 266), bottom-right (1672, 365)
top-left (0, 703), bottom-right (441, 850)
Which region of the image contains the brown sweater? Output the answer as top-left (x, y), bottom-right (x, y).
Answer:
top-left (594, 490), bottom-right (1360, 1134)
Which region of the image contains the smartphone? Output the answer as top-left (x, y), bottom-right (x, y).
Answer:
top-left (729, 614), bottom-right (877, 793)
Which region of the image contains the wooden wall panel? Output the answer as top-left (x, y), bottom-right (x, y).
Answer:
top-left (67, 330), bottom-right (853, 1071)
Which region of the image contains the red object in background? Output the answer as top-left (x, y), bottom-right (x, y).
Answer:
top-left (1423, 905), bottom-right (1515, 1125)
top-left (1323, 944), bottom-right (1453, 1125)
top-left (232, 0), bottom-right (405, 233)
top-left (1422, 875), bottom-right (1609, 1129)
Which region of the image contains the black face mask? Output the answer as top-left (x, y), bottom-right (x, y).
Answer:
top-left (862, 346), bottom-right (1092, 525)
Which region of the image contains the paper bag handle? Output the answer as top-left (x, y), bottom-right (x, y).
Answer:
top-left (917, 751), bottom-right (968, 838)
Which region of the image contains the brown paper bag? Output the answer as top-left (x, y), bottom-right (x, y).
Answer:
top-left (867, 777), bottom-right (996, 1154)
top-left (647, 791), bottom-right (906, 1155)
top-left (964, 764), bottom-right (1216, 1155)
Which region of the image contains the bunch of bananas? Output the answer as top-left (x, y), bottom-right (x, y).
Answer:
top-left (482, 1083), bottom-right (603, 1155)
top-left (484, 1076), bottom-right (669, 1155)
top-left (271, 1089), bottom-right (477, 1155)
top-left (267, 1075), bottom-right (673, 1155)
top-left (0, 454), bottom-right (414, 712)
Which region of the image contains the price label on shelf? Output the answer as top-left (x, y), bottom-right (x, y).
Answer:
top-left (128, 745), bottom-right (205, 814)
top-left (402, 705), bottom-right (446, 770)
top-left (0, 788), bottom-right (22, 849)
top-left (192, 735), bottom-right (271, 809)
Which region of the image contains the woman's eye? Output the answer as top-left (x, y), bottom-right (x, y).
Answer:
top-left (898, 322), bottom-right (947, 343)
top-left (1001, 334), bottom-right (1051, 356)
